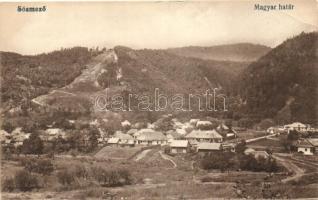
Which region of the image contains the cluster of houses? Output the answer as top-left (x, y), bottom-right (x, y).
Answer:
top-left (0, 128), bottom-right (30, 147)
top-left (104, 119), bottom-right (237, 154)
top-left (267, 122), bottom-right (316, 135)
top-left (267, 122), bottom-right (318, 155)
top-left (1, 118), bottom-right (317, 156)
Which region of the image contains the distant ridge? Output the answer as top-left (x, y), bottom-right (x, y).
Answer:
top-left (167, 43), bottom-right (271, 62)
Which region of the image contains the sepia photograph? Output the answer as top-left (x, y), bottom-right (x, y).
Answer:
top-left (0, 0), bottom-right (317, 199)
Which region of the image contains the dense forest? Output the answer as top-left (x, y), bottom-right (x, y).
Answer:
top-left (241, 32), bottom-right (317, 124)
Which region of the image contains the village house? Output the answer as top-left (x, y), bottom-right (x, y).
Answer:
top-left (295, 139), bottom-right (315, 155)
top-left (45, 128), bottom-right (67, 140)
top-left (10, 128), bottom-right (30, 146)
top-left (185, 129), bottom-right (223, 145)
top-left (107, 137), bottom-right (120, 147)
top-left (217, 123), bottom-right (237, 139)
top-left (114, 132), bottom-right (135, 147)
top-left (121, 120), bottom-right (131, 129)
top-left (267, 126), bottom-right (285, 135)
top-left (133, 128), bottom-right (155, 139)
top-left (197, 142), bottom-right (222, 152)
top-left (170, 140), bottom-right (190, 154)
top-left (307, 138), bottom-right (318, 153)
top-left (189, 119), bottom-right (200, 126)
top-left (0, 130), bottom-right (10, 144)
top-left (284, 122), bottom-right (310, 133)
top-left (136, 131), bottom-right (167, 145)
top-left (222, 143), bottom-right (236, 152)
top-left (172, 118), bottom-right (184, 129)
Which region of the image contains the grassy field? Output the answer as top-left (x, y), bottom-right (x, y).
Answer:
top-left (94, 146), bottom-right (144, 159)
top-left (235, 129), bottom-right (267, 140)
top-left (2, 146), bottom-right (318, 199)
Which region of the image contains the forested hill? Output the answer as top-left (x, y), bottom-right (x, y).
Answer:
top-left (241, 32), bottom-right (318, 124)
top-left (0, 47), bottom-right (95, 110)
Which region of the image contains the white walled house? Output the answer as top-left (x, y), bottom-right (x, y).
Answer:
top-left (185, 130), bottom-right (223, 145)
top-left (284, 122), bottom-right (309, 133)
top-left (136, 131), bottom-right (167, 145)
top-left (296, 139), bottom-right (314, 155)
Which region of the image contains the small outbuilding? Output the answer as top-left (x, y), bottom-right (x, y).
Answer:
top-left (296, 139), bottom-right (314, 155)
top-left (107, 138), bottom-right (120, 146)
top-left (170, 140), bottom-right (190, 154)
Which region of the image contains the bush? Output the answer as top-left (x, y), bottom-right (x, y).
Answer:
top-left (239, 155), bottom-right (279, 172)
top-left (22, 133), bottom-right (44, 155)
top-left (164, 146), bottom-right (171, 154)
top-left (14, 170), bottom-right (39, 191)
top-left (201, 152), bottom-right (235, 172)
top-left (21, 158), bottom-right (54, 175)
top-left (72, 164), bottom-right (89, 179)
top-left (2, 177), bottom-right (15, 192)
top-left (92, 167), bottom-right (132, 187)
top-left (57, 169), bottom-right (75, 186)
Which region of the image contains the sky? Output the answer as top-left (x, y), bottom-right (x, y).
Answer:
top-left (0, 0), bottom-right (317, 55)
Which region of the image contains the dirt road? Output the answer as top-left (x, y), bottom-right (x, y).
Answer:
top-left (272, 154), bottom-right (304, 183)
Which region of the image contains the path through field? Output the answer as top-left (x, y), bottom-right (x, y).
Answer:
top-left (272, 154), bottom-right (304, 183)
top-left (245, 133), bottom-right (277, 143)
top-left (134, 149), bottom-right (151, 161)
top-left (158, 151), bottom-right (177, 168)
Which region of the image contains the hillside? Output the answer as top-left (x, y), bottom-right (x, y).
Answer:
top-left (13, 46), bottom-right (247, 123)
top-left (0, 47), bottom-right (95, 112)
top-left (167, 43), bottom-right (271, 62)
top-left (241, 32), bottom-right (318, 124)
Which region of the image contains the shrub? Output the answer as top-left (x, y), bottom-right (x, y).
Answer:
top-left (164, 146), bottom-right (171, 154)
top-left (2, 177), bottom-right (15, 192)
top-left (72, 164), bottom-right (89, 179)
top-left (57, 169), bottom-right (75, 186)
top-left (201, 152), bottom-right (235, 172)
top-left (22, 133), bottom-right (44, 155)
top-left (21, 158), bottom-right (54, 175)
top-left (239, 155), bottom-right (279, 172)
top-left (14, 170), bottom-right (39, 191)
top-left (92, 167), bottom-right (132, 187)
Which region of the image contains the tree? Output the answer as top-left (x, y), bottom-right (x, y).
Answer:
top-left (235, 140), bottom-right (247, 154)
top-left (287, 130), bottom-right (299, 140)
top-left (87, 127), bottom-right (100, 152)
top-left (22, 133), bottom-right (43, 156)
top-left (1, 120), bottom-right (14, 133)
